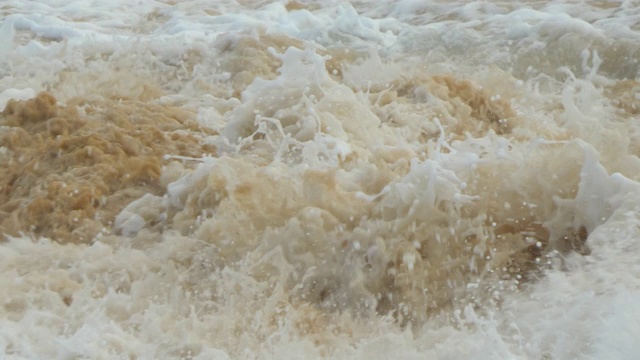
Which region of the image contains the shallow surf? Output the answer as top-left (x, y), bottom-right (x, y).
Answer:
top-left (1, 1), bottom-right (640, 359)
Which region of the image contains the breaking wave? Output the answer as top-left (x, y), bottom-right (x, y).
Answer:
top-left (1, 1), bottom-right (640, 359)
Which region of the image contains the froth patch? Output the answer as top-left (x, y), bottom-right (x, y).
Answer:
top-left (606, 80), bottom-right (640, 117)
top-left (215, 33), bottom-right (305, 97)
top-left (285, 0), bottom-right (320, 12)
top-left (382, 75), bottom-right (517, 138)
top-left (0, 92), bottom-right (216, 243)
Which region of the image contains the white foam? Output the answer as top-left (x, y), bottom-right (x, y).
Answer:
top-left (0, 88), bottom-right (35, 110)
top-left (342, 49), bottom-right (400, 88)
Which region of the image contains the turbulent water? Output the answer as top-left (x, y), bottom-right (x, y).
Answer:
top-left (1, 0), bottom-right (640, 359)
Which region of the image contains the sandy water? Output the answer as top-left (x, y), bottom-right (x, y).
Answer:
top-left (1, 1), bottom-right (640, 359)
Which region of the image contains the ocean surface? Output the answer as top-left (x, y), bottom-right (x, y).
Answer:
top-left (1, 0), bottom-right (640, 359)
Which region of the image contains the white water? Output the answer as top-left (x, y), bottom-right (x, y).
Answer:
top-left (1, 1), bottom-right (640, 359)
